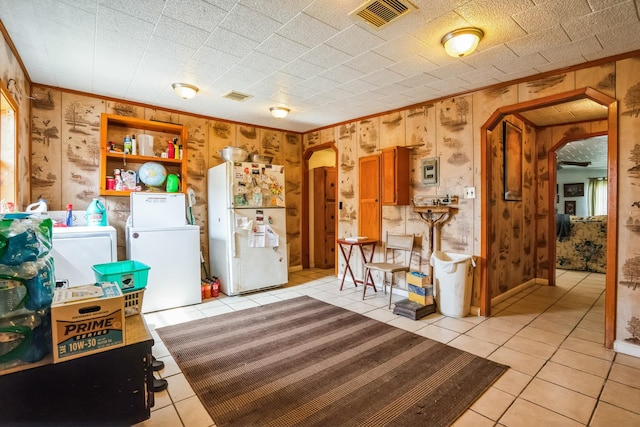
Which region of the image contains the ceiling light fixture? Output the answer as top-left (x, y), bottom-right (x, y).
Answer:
top-left (172, 83), bottom-right (199, 99)
top-left (270, 107), bottom-right (290, 119)
top-left (441, 27), bottom-right (484, 58)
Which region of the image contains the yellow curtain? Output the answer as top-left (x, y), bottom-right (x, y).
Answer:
top-left (588, 178), bottom-right (607, 215)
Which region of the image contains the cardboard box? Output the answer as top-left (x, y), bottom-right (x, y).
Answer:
top-left (406, 271), bottom-right (430, 287)
top-left (51, 282), bottom-right (125, 363)
top-left (408, 283), bottom-right (434, 306)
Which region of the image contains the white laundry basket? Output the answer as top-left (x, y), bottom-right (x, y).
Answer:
top-left (430, 251), bottom-right (475, 317)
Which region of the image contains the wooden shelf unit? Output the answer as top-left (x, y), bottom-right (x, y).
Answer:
top-left (99, 114), bottom-right (188, 195)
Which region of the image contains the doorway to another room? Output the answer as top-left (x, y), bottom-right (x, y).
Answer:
top-left (302, 143), bottom-right (338, 272)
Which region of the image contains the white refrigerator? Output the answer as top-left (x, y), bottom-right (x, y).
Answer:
top-left (126, 192), bottom-right (201, 313)
top-left (208, 162), bottom-right (288, 296)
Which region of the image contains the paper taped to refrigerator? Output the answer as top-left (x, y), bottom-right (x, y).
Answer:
top-left (248, 225), bottom-right (279, 248)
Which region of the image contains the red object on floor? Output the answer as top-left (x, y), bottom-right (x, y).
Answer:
top-left (211, 280), bottom-right (219, 298)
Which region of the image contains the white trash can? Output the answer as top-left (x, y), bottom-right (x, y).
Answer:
top-left (430, 251), bottom-right (475, 317)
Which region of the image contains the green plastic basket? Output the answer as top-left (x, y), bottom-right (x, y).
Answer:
top-left (92, 260), bottom-right (149, 292)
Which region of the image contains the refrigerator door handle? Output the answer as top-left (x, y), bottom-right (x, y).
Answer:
top-left (232, 232), bottom-right (237, 258)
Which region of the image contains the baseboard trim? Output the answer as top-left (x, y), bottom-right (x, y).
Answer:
top-left (491, 278), bottom-right (539, 306)
top-left (614, 340), bottom-right (640, 357)
top-left (289, 265), bottom-right (303, 272)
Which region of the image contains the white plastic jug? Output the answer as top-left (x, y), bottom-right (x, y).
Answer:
top-left (25, 199), bottom-right (47, 213)
top-left (86, 198), bottom-right (107, 226)
top-left (138, 134), bottom-right (154, 157)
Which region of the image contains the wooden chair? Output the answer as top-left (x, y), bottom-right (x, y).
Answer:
top-left (363, 232), bottom-right (415, 309)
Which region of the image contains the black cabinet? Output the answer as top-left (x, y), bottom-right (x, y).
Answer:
top-left (0, 315), bottom-right (154, 426)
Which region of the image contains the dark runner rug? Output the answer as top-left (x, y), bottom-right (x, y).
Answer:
top-left (157, 296), bottom-right (508, 427)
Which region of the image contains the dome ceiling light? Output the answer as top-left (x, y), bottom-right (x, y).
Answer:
top-left (172, 83), bottom-right (199, 99)
top-left (441, 27), bottom-right (484, 58)
top-left (270, 107), bottom-right (290, 119)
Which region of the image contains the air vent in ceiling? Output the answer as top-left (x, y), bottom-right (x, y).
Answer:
top-left (222, 90), bottom-right (253, 102)
top-left (349, 0), bottom-right (416, 29)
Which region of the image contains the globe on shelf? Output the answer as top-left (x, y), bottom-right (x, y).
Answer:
top-left (138, 162), bottom-right (167, 190)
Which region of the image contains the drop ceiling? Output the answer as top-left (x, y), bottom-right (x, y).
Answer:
top-left (2, 0), bottom-right (640, 133)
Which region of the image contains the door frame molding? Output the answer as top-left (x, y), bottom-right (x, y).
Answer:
top-left (301, 142), bottom-right (338, 270)
top-left (480, 87), bottom-right (618, 348)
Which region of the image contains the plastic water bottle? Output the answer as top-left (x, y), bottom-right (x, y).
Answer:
top-left (65, 204), bottom-right (73, 226)
top-left (25, 198), bottom-right (47, 213)
top-left (86, 198), bottom-right (107, 226)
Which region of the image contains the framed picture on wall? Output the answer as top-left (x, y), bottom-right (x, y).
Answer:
top-left (503, 121), bottom-right (522, 201)
top-left (563, 183), bottom-right (584, 197)
top-left (565, 200), bottom-right (576, 215)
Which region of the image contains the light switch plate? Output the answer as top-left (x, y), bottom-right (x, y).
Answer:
top-left (465, 187), bottom-right (476, 199)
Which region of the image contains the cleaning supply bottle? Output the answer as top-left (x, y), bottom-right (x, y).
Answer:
top-left (86, 198), bottom-right (107, 226)
top-left (124, 135), bottom-right (132, 154)
top-left (65, 204), bottom-right (73, 226)
top-left (25, 198), bottom-right (47, 214)
top-left (131, 134), bottom-right (137, 155)
top-left (166, 174), bottom-right (179, 193)
top-left (167, 139), bottom-right (175, 159)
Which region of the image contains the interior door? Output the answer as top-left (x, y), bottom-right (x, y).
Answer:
top-left (358, 155), bottom-right (381, 242)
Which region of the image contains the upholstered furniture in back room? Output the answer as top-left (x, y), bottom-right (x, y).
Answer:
top-left (556, 215), bottom-right (607, 273)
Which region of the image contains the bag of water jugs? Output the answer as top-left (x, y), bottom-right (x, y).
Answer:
top-left (0, 215), bottom-right (54, 369)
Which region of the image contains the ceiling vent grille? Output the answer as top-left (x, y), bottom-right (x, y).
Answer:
top-left (222, 90), bottom-right (253, 102)
top-left (349, 0), bottom-right (416, 29)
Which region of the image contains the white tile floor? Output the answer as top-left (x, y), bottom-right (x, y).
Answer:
top-left (134, 268), bottom-right (640, 427)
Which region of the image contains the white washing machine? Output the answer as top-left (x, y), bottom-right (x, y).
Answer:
top-left (51, 226), bottom-right (117, 287)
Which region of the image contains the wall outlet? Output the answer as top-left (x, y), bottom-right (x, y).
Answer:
top-left (465, 187), bottom-right (476, 199)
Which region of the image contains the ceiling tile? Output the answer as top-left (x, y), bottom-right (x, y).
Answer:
top-left (511, 0), bottom-right (592, 34)
top-left (239, 51), bottom-right (287, 74)
top-left (300, 43), bottom-right (352, 68)
top-left (203, 27), bottom-right (259, 58)
top-left (373, 35), bottom-right (429, 63)
top-left (506, 26), bottom-right (571, 57)
top-left (99, 0), bottom-right (165, 23)
top-left (343, 51), bottom-right (393, 74)
top-left (238, 0), bottom-right (315, 23)
top-left (280, 58), bottom-right (327, 79)
top-left (255, 34), bottom-right (309, 62)
top-left (387, 55), bottom-right (439, 77)
top-left (325, 25), bottom-right (385, 56)
top-left (540, 36), bottom-right (603, 63)
top-left (562, 1), bottom-right (639, 41)
top-left (319, 64), bottom-right (365, 83)
top-left (359, 68), bottom-right (405, 87)
top-left (96, 6), bottom-right (155, 44)
top-left (154, 15), bottom-right (210, 48)
top-left (162, 0), bottom-right (228, 32)
top-left (302, 0), bottom-right (357, 31)
top-left (277, 12), bottom-right (338, 48)
top-left (218, 3), bottom-right (283, 43)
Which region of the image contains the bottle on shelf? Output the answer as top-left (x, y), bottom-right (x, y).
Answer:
top-left (131, 134), bottom-right (137, 156)
top-left (173, 138), bottom-right (179, 159)
top-left (124, 135), bottom-right (132, 154)
top-left (65, 204), bottom-right (73, 226)
top-left (114, 169), bottom-right (123, 191)
top-left (167, 139), bottom-right (175, 159)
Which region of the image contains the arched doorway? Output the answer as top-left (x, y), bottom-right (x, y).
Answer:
top-left (480, 87), bottom-right (618, 348)
top-left (301, 142), bottom-right (338, 270)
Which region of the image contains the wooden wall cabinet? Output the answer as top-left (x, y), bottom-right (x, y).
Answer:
top-left (358, 155), bottom-right (381, 243)
top-left (313, 167), bottom-right (336, 268)
top-left (99, 114), bottom-right (188, 196)
top-left (381, 146), bottom-right (410, 206)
